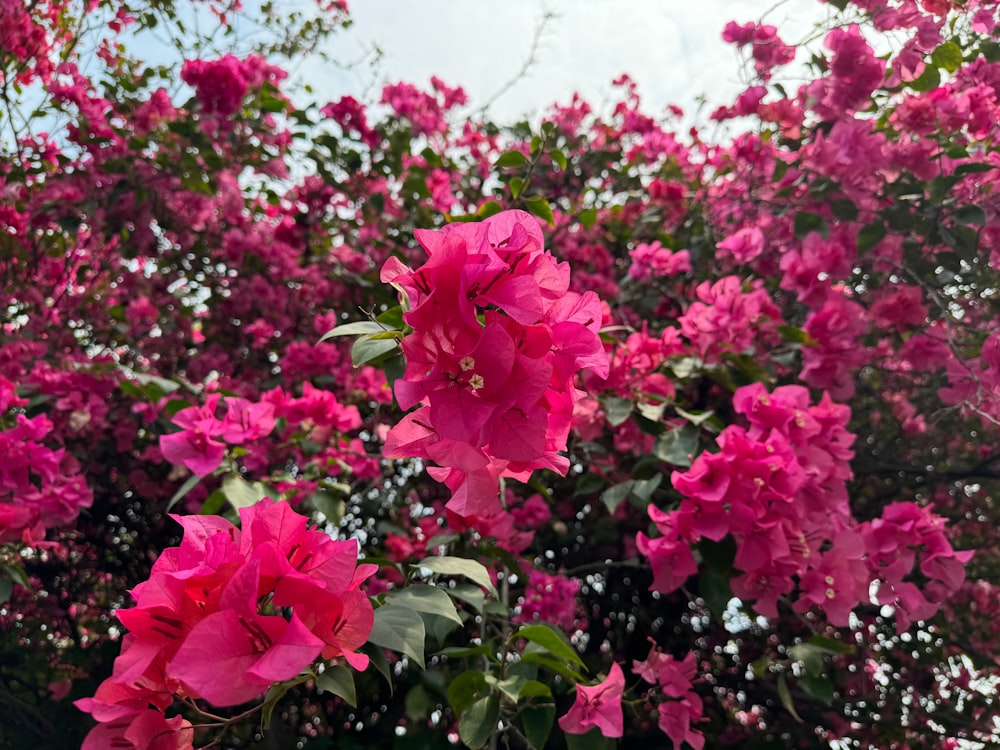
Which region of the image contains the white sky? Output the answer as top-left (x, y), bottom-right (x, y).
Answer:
top-left (304, 0), bottom-right (834, 124)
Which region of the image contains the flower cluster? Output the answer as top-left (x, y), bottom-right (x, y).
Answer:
top-left (181, 53), bottom-right (286, 120)
top-left (677, 276), bottom-right (780, 362)
top-left (159, 384), bottom-right (371, 491)
top-left (514, 570), bottom-right (582, 633)
top-left (76, 500), bottom-right (375, 744)
top-left (160, 393), bottom-right (277, 477)
top-left (721, 20), bottom-right (796, 80)
top-left (633, 643), bottom-right (703, 750)
top-left (628, 241), bottom-right (692, 281)
top-left (0, 377), bottom-right (92, 543)
top-left (381, 210), bottom-right (609, 517)
top-left (639, 383), bottom-right (970, 629)
top-left (862, 502), bottom-right (974, 631)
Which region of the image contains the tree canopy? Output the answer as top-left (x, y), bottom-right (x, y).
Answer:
top-left (2, 1), bottom-right (1000, 748)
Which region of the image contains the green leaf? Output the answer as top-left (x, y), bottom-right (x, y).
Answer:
top-left (318, 321), bottom-right (385, 342)
top-left (519, 680), bottom-right (552, 699)
top-left (930, 41), bottom-right (963, 73)
top-left (437, 645), bottom-right (493, 659)
top-left (448, 670), bottom-right (489, 718)
top-left (132, 372), bottom-right (181, 394)
top-left (800, 673), bottom-right (835, 705)
top-left (600, 480), bottom-right (633, 514)
top-left (459, 693), bottom-right (500, 749)
top-left (0, 563), bottom-right (29, 594)
top-left (856, 221), bottom-right (886, 253)
top-left (953, 204), bottom-right (986, 226)
top-left (954, 162), bottom-right (995, 177)
top-left (376, 306), bottom-right (405, 329)
top-left (310, 491), bottom-right (345, 524)
top-left (495, 150), bottom-right (528, 169)
top-left (385, 585), bottom-right (463, 626)
top-left (383, 353), bottom-right (405, 395)
top-left (579, 208), bottom-right (598, 229)
top-left (199, 489), bottom-right (226, 516)
top-left (476, 201), bottom-right (504, 219)
top-left (494, 674), bottom-right (528, 702)
top-left (776, 326), bottom-right (814, 345)
top-left (573, 473), bottom-right (605, 497)
top-left (636, 400), bottom-right (665, 422)
top-left (549, 148), bottom-right (567, 170)
top-left (631, 474), bottom-right (662, 504)
top-left (316, 665), bottom-right (357, 706)
top-left (809, 635), bottom-right (854, 654)
top-left (603, 396), bottom-right (633, 427)
top-left (516, 624), bottom-right (585, 667)
top-left (416, 556), bottom-right (498, 597)
top-left (405, 684), bottom-right (433, 721)
top-left (566, 727), bottom-right (615, 750)
top-left (829, 199), bottom-right (858, 221)
top-left (368, 604), bottom-right (426, 668)
top-left (794, 211), bottom-right (828, 239)
top-left (699, 571), bottom-right (733, 620)
top-left (521, 704), bottom-right (555, 750)
top-left (674, 407), bottom-right (716, 426)
top-left (909, 63), bottom-right (941, 92)
top-left (0, 578), bottom-right (12, 604)
top-left (510, 177), bottom-right (525, 199)
top-left (351, 334), bottom-right (399, 367)
top-left (524, 196), bottom-right (555, 227)
top-left (669, 356), bottom-right (701, 379)
top-left (519, 652), bottom-right (586, 682)
top-left (654, 424), bottom-right (699, 467)
top-left (425, 532), bottom-right (459, 549)
top-left (447, 582), bottom-right (485, 613)
top-left (788, 643), bottom-right (828, 677)
top-left (166, 472), bottom-right (203, 512)
top-left (361, 641), bottom-right (394, 694)
top-left (778, 672), bottom-right (804, 722)
top-left (222, 474), bottom-right (269, 511)
top-left (366, 330), bottom-right (405, 341)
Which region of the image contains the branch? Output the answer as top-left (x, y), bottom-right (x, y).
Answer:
top-left (471, 8), bottom-right (556, 118)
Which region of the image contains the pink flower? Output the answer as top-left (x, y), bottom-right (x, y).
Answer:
top-left (514, 571), bottom-right (581, 632)
top-left (558, 662), bottom-right (625, 737)
top-left (80, 709), bottom-right (194, 750)
top-left (633, 643), bottom-right (697, 698)
top-left (382, 210), bottom-right (608, 518)
top-left (159, 422), bottom-right (226, 476)
top-left (658, 692), bottom-right (705, 750)
top-left (167, 560), bottom-right (324, 706)
top-left (159, 395), bottom-right (227, 476)
top-left (716, 227), bottom-right (765, 264)
top-left (220, 397), bottom-right (275, 444)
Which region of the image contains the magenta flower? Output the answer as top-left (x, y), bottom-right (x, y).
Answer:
top-left (168, 560), bottom-right (324, 706)
top-left (557, 662), bottom-right (625, 738)
top-left (658, 692), bottom-right (705, 750)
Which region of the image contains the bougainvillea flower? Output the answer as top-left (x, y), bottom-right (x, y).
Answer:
top-left (558, 662), bottom-right (625, 737)
top-left (159, 421), bottom-right (226, 476)
top-left (168, 560), bottom-right (323, 706)
top-left (381, 210), bottom-right (610, 518)
top-left (220, 397), bottom-right (276, 443)
top-left (658, 692), bottom-right (705, 750)
top-left (81, 709), bottom-right (194, 750)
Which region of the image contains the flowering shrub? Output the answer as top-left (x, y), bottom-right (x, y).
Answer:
top-left (0, 0), bottom-right (999, 748)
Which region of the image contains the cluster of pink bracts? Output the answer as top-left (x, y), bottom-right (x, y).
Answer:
top-left (381, 209), bottom-right (609, 517)
top-left (75, 500), bottom-right (375, 749)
